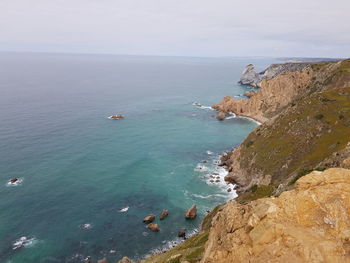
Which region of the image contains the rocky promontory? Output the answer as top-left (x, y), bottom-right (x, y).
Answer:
top-left (122, 59), bottom-right (350, 263)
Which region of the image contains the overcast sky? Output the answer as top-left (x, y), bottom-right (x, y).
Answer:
top-left (0, 0), bottom-right (349, 57)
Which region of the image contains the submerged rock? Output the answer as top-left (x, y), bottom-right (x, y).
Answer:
top-left (184, 205), bottom-right (197, 219)
top-left (143, 215), bottom-right (155, 223)
top-left (147, 223), bottom-right (160, 232)
top-left (160, 210), bottom-right (169, 220)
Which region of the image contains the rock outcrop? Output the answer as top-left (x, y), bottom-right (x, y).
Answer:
top-left (216, 112), bottom-right (226, 120)
top-left (201, 168), bottom-right (350, 263)
top-left (143, 215), bottom-right (155, 223)
top-left (238, 64), bottom-right (262, 87)
top-left (160, 209), bottom-right (169, 220)
top-left (184, 205), bottom-right (197, 219)
top-left (214, 65), bottom-right (313, 123)
top-left (147, 223), bottom-right (160, 232)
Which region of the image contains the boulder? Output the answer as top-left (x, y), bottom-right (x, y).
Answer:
top-left (110, 114), bottom-right (124, 119)
top-left (143, 215), bottom-right (155, 223)
top-left (227, 188), bottom-right (232, 192)
top-left (160, 210), bottom-right (169, 220)
top-left (216, 112), bottom-right (226, 120)
top-left (147, 223), bottom-right (160, 232)
top-left (184, 205), bottom-right (197, 219)
top-left (178, 229), bottom-right (186, 238)
top-left (117, 257), bottom-right (133, 263)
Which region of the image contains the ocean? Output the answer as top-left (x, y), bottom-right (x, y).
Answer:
top-left (0, 53), bottom-right (277, 262)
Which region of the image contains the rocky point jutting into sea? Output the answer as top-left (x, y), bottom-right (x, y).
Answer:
top-left (110, 58), bottom-right (350, 263)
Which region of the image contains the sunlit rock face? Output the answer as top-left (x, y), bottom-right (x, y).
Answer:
top-left (201, 168), bottom-right (350, 263)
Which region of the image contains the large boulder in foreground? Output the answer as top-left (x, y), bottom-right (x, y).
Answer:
top-left (201, 168), bottom-right (350, 263)
top-left (184, 205), bottom-right (197, 219)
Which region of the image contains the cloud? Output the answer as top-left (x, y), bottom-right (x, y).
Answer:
top-left (0, 0), bottom-right (349, 57)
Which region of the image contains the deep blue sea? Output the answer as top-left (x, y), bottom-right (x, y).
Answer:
top-left (0, 53), bottom-right (277, 263)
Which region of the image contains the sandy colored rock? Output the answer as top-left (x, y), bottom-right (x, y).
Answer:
top-left (110, 114), bottom-right (124, 119)
top-left (147, 223), bottom-right (160, 232)
top-left (160, 209), bottom-right (169, 220)
top-left (97, 258), bottom-right (108, 263)
top-left (143, 215), bottom-right (155, 223)
top-left (116, 256), bottom-right (133, 263)
top-left (243, 90), bottom-right (256, 98)
top-left (213, 67), bottom-right (313, 123)
top-left (201, 168), bottom-right (350, 263)
top-left (216, 112), bottom-right (226, 120)
top-left (184, 205), bottom-right (197, 219)
top-left (342, 157), bottom-right (350, 169)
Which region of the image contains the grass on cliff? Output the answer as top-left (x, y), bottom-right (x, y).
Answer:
top-left (238, 86), bottom-right (350, 187)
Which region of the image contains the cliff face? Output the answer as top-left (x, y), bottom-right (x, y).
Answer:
top-left (214, 67), bottom-right (313, 122)
top-left (220, 59), bottom-right (350, 194)
top-left (201, 168), bottom-right (350, 263)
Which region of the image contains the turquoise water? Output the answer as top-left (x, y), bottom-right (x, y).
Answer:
top-left (0, 53), bottom-right (277, 262)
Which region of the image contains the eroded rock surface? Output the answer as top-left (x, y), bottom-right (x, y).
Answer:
top-left (201, 168), bottom-right (350, 263)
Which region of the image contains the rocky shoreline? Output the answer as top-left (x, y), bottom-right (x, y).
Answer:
top-left (112, 58), bottom-right (350, 263)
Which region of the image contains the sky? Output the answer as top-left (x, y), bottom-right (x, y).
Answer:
top-left (0, 0), bottom-right (349, 58)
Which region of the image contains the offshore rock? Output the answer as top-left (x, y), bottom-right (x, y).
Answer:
top-left (147, 223), bottom-right (160, 232)
top-left (184, 205), bottom-right (197, 219)
top-left (239, 64), bottom-right (262, 87)
top-left (143, 215), bottom-right (155, 223)
top-left (178, 229), bottom-right (186, 239)
top-left (160, 209), bottom-right (169, 220)
top-left (110, 114), bottom-right (124, 119)
top-left (201, 168), bottom-right (350, 263)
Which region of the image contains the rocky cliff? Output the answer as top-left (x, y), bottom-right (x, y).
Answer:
top-left (201, 168), bottom-right (350, 263)
top-left (214, 60), bottom-right (350, 123)
top-left (221, 59), bottom-right (350, 194)
top-left (123, 59), bottom-right (350, 263)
